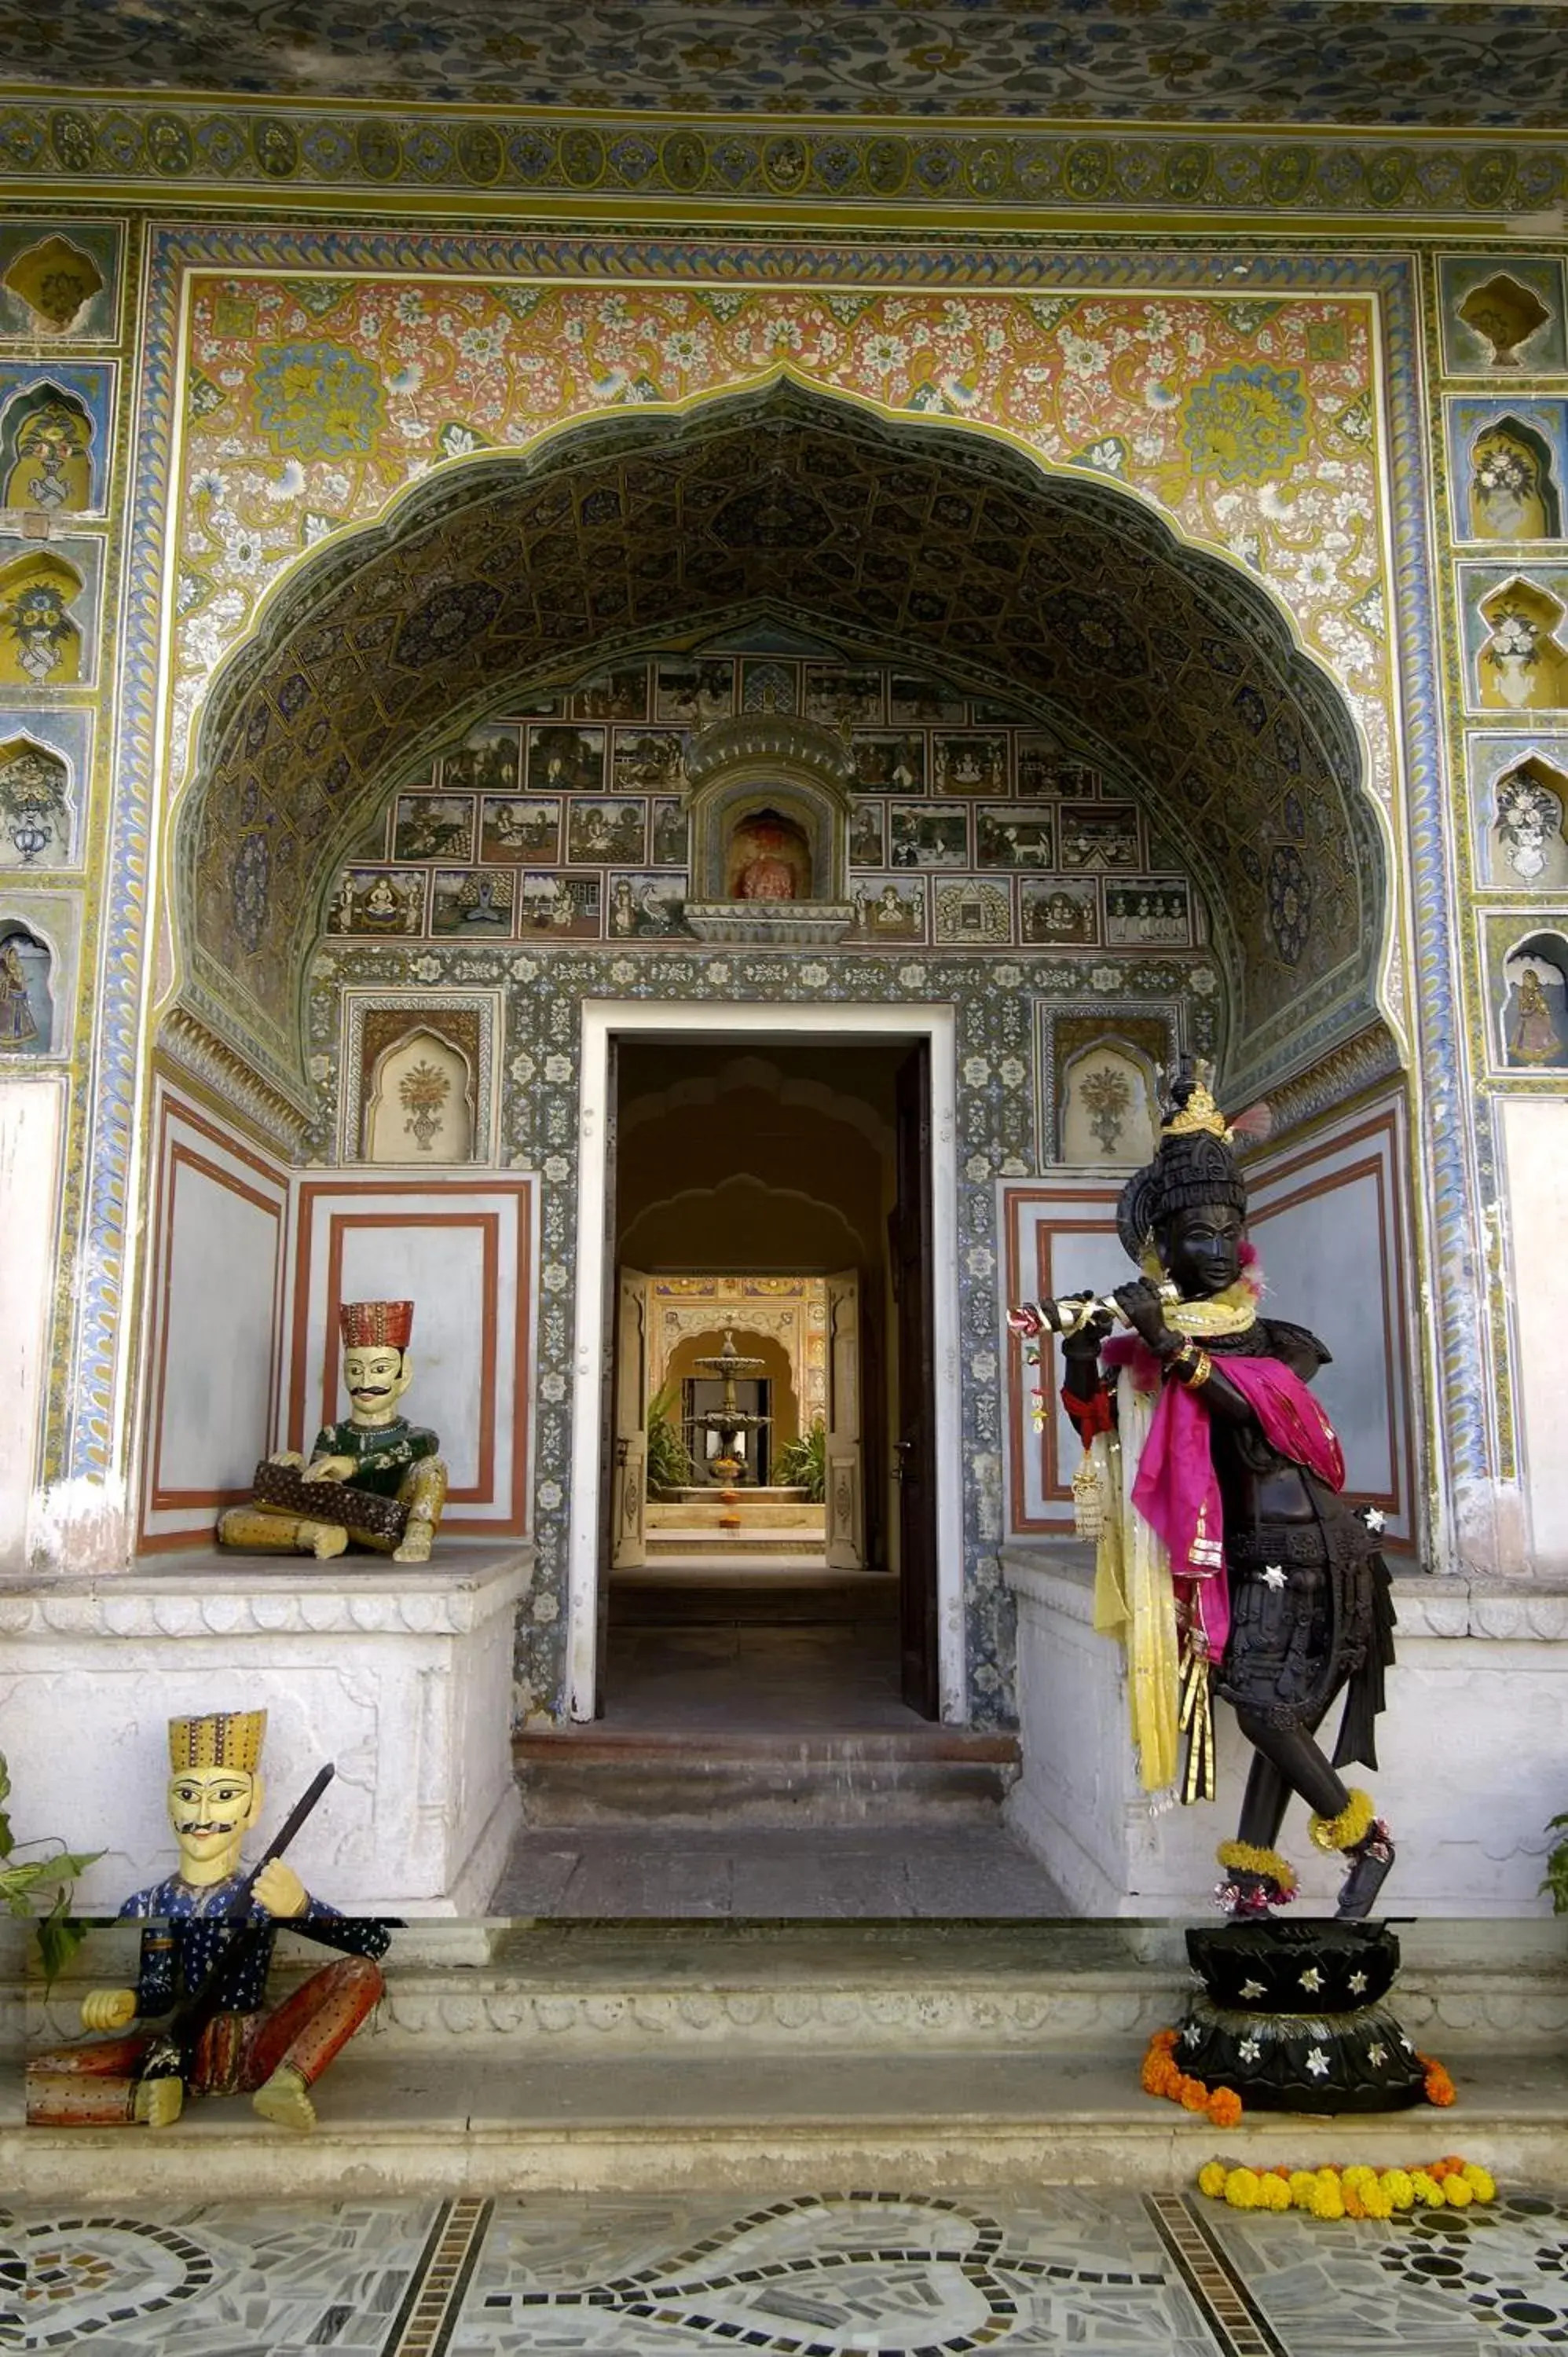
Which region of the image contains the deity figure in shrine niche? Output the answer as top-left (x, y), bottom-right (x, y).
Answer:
top-left (1009, 1074), bottom-right (1396, 1920)
top-left (728, 807), bottom-right (810, 901)
top-left (24, 1710), bottom-right (388, 2133)
top-left (218, 1299), bottom-right (447, 1563)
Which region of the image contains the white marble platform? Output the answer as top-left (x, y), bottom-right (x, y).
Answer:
top-left (0, 1543), bottom-right (531, 1915)
top-left (1002, 1541), bottom-right (1568, 1917)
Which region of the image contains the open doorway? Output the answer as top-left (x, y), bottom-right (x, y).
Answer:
top-left (566, 1006), bottom-right (962, 1730)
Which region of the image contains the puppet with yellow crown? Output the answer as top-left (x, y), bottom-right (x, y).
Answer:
top-left (25, 1710), bottom-right (388, 2132)
top-left (218, 1299), bottom-right (447, 1563)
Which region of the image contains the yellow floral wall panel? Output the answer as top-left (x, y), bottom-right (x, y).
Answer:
top-left (173, 283), bottom-right (1390, 781)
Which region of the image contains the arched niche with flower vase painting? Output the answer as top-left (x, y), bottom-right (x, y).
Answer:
top-left (680, 713), bottom-right (857, 945)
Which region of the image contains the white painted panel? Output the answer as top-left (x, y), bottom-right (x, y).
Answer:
top-left (1503, 1095), bottom-right (1568, 1571)
top-left (1248, 1168), bottom-right (1393, 1500)
top-left (159, 1159), bottom-right (279, 1495)
top-left (0, 1076), bottom-right (64, 1567)
top-left (335, 1221), bottom-right (487, 1493)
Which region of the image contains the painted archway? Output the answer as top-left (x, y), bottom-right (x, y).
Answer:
top-left (170, 378), bottom-right (1390, 1105)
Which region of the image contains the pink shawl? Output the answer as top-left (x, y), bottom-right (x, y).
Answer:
top-left (1102, 1336), bottom-right (1346, 1659)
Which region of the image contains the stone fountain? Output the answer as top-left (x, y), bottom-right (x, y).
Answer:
top-left (691, 1328), bottom-right (770, 1486)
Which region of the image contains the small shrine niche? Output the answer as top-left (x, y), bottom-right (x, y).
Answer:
top-left (1477, 581), bottom-right (1568, 709)
top-left (363, 1026), bottom-right (477, 1163)
top-left (1, 235), bottom-right (104, 334)
top-left (1459, 273), bottom-right (1553, 370)
top-left (727, 807), bottom-right (812, 900)
top-left (0, 921), bottom-right (52, 1056)
top-left (0, 735), bottom-right (69, 867)
top-left (0, 551), bottom-right (84, 687)
top-left (1059, 1039), bottom-right (1160, 1166)
top-left (1468, 418), bottom-right (1563, 541)
top-left (1500, 932), bottom-right (1568, 1069)
top-left (1493, 757), bottom-right (1568, 888)
top-left (682, 713), bottom-right (856, 944)
top-left (0, 386), bottom-right (96, 516)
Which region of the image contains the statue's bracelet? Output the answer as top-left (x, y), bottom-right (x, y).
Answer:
top-left (1179, 1349), bottom-right (1214, 1389)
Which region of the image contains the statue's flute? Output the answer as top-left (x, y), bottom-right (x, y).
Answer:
top-left (1008, 1278), bottom-right (1179, 1342)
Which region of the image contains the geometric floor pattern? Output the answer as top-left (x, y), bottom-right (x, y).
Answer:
top-left (6, 2187), bottom-right (1568, 2355)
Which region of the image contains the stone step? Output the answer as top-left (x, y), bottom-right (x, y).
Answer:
top-left (647, 1532), bottom-right (827, 1556)
top-left (647, 1501), bottom-right (826, 1530)
top-left (609, 1573), bottom-right (899, 1626)
top-left (9, 2044), bottom-right (1566, 2203)
top-left (512, 1728), bottom-right (1021, 1826)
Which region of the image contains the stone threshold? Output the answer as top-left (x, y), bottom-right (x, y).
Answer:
top-left (7, 2047), bottom-right (1566, 2201)
top-left (515, 1729), bottom-right (1021, 1762)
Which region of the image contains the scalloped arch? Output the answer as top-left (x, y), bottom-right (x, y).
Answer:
top-left (173, 376), bottom-right (1389, 1097)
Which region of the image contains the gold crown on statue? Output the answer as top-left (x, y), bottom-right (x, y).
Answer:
top-left (1163, 1077), bottom-right (1233, 1142)
top-left (339, 1299), bottom-right (413, 1351)
top-left (168, 1710), bottom-right (266, 1774)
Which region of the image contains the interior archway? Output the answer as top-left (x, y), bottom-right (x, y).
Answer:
top-left (170, 376), bottom-right (1389, 1104)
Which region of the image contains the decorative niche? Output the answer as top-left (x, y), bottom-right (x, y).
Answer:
top-left (681, 713), bottom-right (857, 944)
top-left (338, 992), bottom-right (498, 1164)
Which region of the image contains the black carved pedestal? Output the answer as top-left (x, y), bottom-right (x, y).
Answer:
top-left (1179, 1921), bottom-right (1427, 2113)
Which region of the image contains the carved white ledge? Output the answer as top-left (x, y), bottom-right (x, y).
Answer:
top-left (0, 1545), bottom-right (532, 1640)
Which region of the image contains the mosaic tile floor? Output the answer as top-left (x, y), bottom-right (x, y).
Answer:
top-left (9, 2186), bottom-right (1568, 2356)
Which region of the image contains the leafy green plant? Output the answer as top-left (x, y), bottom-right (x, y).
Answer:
top-left (1541, 1813), bottom-right (1568, 1914)
top-left (646, 1379), bottom-right (694, 1495)
top-left (0, 1750), bottom-right (103, 1982)
top-left (775, 1418), bottom-right (827, 1503)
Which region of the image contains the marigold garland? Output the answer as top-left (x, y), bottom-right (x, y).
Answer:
top-left (1197, 2155), bottom-right (1496, 2216)
top-left (1141, 2029), bottom-right (1244, 2128)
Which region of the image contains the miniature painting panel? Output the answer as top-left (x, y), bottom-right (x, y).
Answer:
top-left (441, 721), bottom-right (520, 794)
top-left (889, 673), bottom-right (966, 724)
top-left (0, 221), bottom-right (120, 340)
top-left (327, 868), bottom-right (425, 936)
top-left (852, 731), bottom-right (925, 793)
top-left (803, 663), bottom-right (883, 724)
top-left (0, 364), bottom-right (113, 515)
top-left (970, 695), bottom-right (1032, 725)
top-left (655, 658), bottom-right (733, 723)
top-left (480, 794), bottom-right (560, 863)
top-left (976, 805), bottom-right (1056, 867)
top-left (741, 658), bottom-right (798, 714)
top-left (888, 805), bottom-right (969, 868)
top-left (572, 662), bottom-right (648, 720)
top-left (649, 798), bottom-right (690, 867)
top-left (566, 797), bottom-right (646, 865)
top-left (1020, 877), bottom-right (1100, 944)
top-left (1458, 566), bottom-right (1568, 713)
top-left (431, 867), bottom-right (514, 933)
top-left (0, 707), bottom-right (88, 869)
top-left (1016, 733), bottom-right (1072, 797)
top-left (1438, 256), bottom-right (1566, 376)
top-left (607, 871), bottom-right (689, 938)
top-left (392, 792), bottom-right (474, 863)
top-left (932, 732), bottom-right (1008, 797)
top-left (0, 922), bottom-right (51, 1055)
top-left (613, 727), bottom-right (688, 792)
top-left (848, 876), bottom-right (926, 941)
top-left (935, 879), bottom-right (1013, 944)
top-left (1059, 802), bottom-right (1143, 870)
top-left (1104, 878), bottom-right (1192, 946)
top-left (1497, 929), bottom-right (1568, 1070)
top-left (847, 801), bottom-right (887, 868)
top-left (515, 871), bottom-right (602, 938)
top-left (1449, 399), bottom-right (1568, 543)
top-left (526, 723), bottom-right (606, 794)
top-left (1471, 737), bottom-right (1568, 888)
